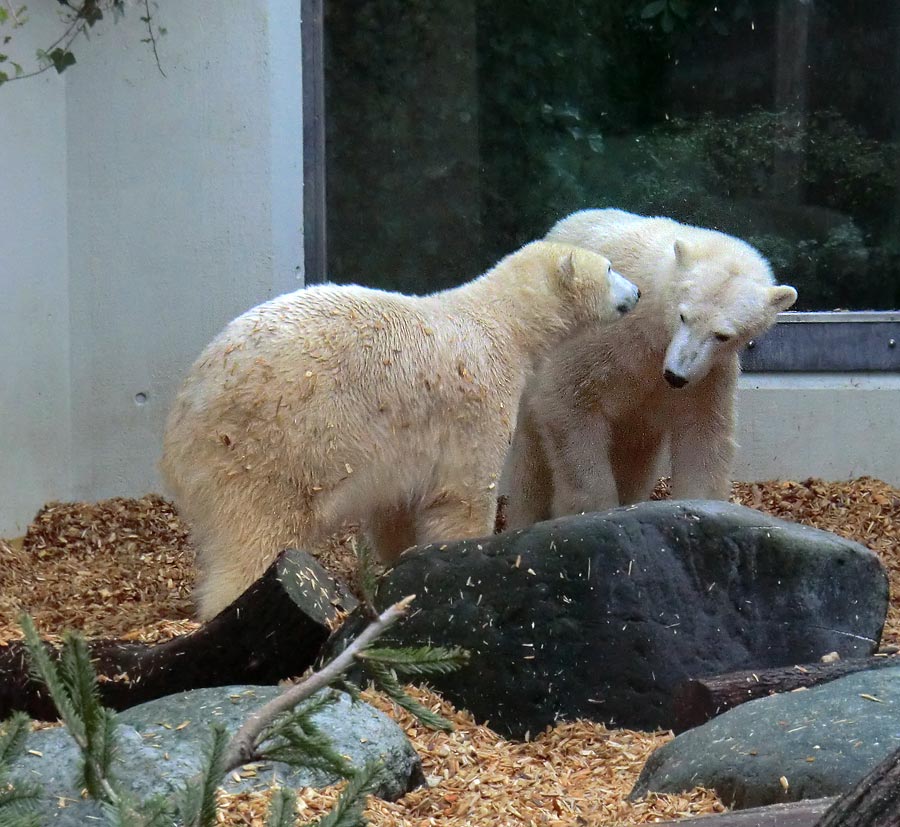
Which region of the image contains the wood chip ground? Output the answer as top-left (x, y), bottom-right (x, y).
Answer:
top-left (2, 477), bottom-right (898, 826)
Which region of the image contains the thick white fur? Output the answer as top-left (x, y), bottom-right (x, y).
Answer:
top-left (502, 209), bottom-right (798, 529)
top-left (161, 240), bottom-right (639, 619)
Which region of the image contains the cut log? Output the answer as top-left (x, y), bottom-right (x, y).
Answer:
top-left (0, 549), bottom-right (358, 721)
top-left (650, 798), bottom-right (835, 826)
top-left (673, 655), bottom-right (900, 733)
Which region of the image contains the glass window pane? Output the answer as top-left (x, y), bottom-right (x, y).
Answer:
top-left (324, 1), bottom-right (900, 311)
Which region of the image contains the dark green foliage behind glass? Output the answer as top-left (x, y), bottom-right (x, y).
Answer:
top-left (324, 0), bottom-right (900, 310)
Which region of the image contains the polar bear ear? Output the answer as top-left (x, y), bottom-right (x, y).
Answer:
top-left (556, 251), bottom-right (576, 285)
top-left (768, 285), bottom-right (798, 312)
top-left (673, 240), bottom-right (693, 269)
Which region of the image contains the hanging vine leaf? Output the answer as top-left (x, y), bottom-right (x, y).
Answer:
top-left (49, 47), bottom-right (76, 73)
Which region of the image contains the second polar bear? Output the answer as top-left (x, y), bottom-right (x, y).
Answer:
top-left (502, 209), bottom-right (797, 529)
top-left (161, 240), bottom-right (639, 619)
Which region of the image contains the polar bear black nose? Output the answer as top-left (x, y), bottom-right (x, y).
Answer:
top-left (664, 369), bottom-right (688, 389)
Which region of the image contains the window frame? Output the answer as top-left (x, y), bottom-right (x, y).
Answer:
top-left (741, 312), bottom-right (900, 373)
top-left (301, 9), bottom-right (900, 372)
top-left (302, 0), bottom-right (328, 286)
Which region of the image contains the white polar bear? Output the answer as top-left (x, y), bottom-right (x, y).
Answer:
top-left (502, 209), bottom-right (798, 529)
top-left (161, 240), bottom-right (639, 619)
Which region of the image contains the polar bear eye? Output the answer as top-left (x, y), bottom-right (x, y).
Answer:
top-left (714, 332), bottom-right (732, 342)
top-left (679, 313), bottom-right (687, 324)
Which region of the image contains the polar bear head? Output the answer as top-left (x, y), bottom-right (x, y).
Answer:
top-left (549, 245), bottom-right (641, 325)
top-left (663, 237), bottom-right (797, 388)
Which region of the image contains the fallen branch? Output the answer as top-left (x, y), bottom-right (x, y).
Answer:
top-left (221, 595), bottom-right (415, 772)
top-left (673, 654), bottom-right (900, 733)
top-left (0, 549), bottom-right (357, 720)
top-left (649, 797), bottom-right (836, 826)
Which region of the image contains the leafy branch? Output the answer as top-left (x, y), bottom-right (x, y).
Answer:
top-left (0, 0), bottom-right (166, 87)
top-left (5, 596), bottom-right (468, 827)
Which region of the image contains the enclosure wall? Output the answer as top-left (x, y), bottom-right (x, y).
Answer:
top-left (736, 374), bottom-right (900, 485)
top-left (0, 5), bottom-right (72, 538)
top-left (0, 0), bottom-right (303, 536)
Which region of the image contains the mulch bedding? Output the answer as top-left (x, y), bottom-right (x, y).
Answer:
top-left (1, 477), bottom-right (898, 826)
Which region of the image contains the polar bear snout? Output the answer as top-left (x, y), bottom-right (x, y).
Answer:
top-left (610, 270), bottom-right (640, 315)
top-left (663, 369), bottom-right (688, 389)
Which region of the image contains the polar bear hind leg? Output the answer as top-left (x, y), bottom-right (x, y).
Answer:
top-left (544, 414), bottom-right (619, 517)
top-left (502, 402), bottom-right (556, 530)
top-left (189, 478), bottom-right (327, 621)
top-left (412, 489), bottom-right (497, 551)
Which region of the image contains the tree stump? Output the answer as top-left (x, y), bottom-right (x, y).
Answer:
top-left (0, 549), bottom-right (358, 720)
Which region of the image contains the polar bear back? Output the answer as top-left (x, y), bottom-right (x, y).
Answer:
top-left (162, 283), bottom-right (516, 505)
top-left (547, 208), bottom-right (775, 294)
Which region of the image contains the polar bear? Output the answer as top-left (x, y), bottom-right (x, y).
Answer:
top-left (502, 209), bottom-right (797, 529)
top-left (161, 240), bottom-right (640, 619)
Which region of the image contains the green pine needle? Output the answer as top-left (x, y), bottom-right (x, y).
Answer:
top-left (307, 761), bottom-right (383, 827)
top-left (259, 720), bottom-right (352, 779)
top-left (331, 679), bottom-right (361, 704)
top-left (0, 783), bottom-right (42, 827)
top-left (258, 693), bottom-right (352, 779)
top-left (265, 786), bottom-right (297, 827)
top-left (99, 791), bottom-right (175, 827)
top-left (184, 723), bottom-right (230, 827)
top-left (19, 615), bottom-right (86, 745)
top-left (351, 538), bottom-right (380, 611)
top-left (363, 663), bottom-right (453, 732)
top-left (0, 713), bottom-right (32, 767)
top-left (59, 631), bottom-right (102, 737)
top-left (57, 631), bottom-right (117, 800)
top-left (356, 646), bottom-right (469, 676)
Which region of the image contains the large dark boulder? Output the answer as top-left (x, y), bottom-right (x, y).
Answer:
top-left (631, 666), bottom-right (900, 809)
top-left (328, 500), bottom-right (887, 738)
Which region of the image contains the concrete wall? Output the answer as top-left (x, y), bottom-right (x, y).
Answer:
top-left (1, 0), bottom-right (303, 535)
top-left (65, 0), bottom-right (303, 502)
top-left (0, 6), bottom-right (72, 535)
top-left (736, 373), bottom-right (900, 484)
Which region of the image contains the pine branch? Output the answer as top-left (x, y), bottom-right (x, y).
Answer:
top-left (306, 762), bottom-right (384, 827)
top-left (362, 662), bottom-right (454, 732)
top-left (356, 646), bottom-right (470, 676)
top-left (0, 714), bottom-right (31, 767)
top-left (19, 616), bottom-right (121, 808)
top-left (176, 723), bottom-right (229, 827)
top-left (99, 791), bottom-right (174, 827)
top-left (19, 615), bottom-right (86, 744)
top-left (0, 784), bottom-right (42, 827)
top-left (257, 693), bottom-right (352, 778)
top-left (351, 538), bottom-right (381, 617)
top-left (265, 786), bottom-right (297, 827)
top-left (221, 596), bottom-right (415, 772)
top-left (0, 714), bottom-right (42, 825)
top-left (58, 632), bottom-right (116, 799)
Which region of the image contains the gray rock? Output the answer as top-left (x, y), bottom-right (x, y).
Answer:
top-left (8, 685), bottom-right (423, 824)
top-left (631, 666), bottom-right (900, 809)
top-left (327, 500), bottom-right (887, 738)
